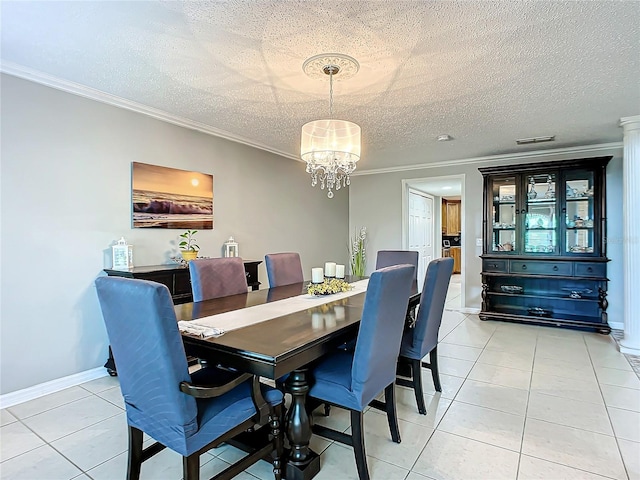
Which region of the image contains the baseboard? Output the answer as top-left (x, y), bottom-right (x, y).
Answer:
top-left (608, 321), bottom-right (624, 331)
top-left (0, 367), bottom-right (108, 409)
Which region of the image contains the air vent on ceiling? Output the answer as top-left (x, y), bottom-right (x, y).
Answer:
top-left (516, 135), bottom-right (556, 145)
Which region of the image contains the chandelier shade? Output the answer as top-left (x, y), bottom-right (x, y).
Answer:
top-left (300, 53), bottom-right (361, 198)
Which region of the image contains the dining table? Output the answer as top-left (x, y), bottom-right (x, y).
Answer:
top-left (175, 276), bottom-right (420, 480)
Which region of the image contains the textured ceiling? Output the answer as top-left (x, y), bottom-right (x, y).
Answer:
top-left (1, 1), bottom-right (639, 171)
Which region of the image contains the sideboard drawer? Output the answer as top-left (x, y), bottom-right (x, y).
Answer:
top-left (510, 261), bottom-right (572, 276)
top-left (575, 262), bottom-right (606, 278)
top-left (483, 259), bottom-right (508, 273)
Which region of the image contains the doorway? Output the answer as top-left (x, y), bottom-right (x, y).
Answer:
top-left (402, 175), bottom-right (465, 310)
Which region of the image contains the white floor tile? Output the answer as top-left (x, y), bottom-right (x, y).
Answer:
top-left (7, 387), bottom-right (91, 420)
top-left (418, 372), bottom-right (464, 400)
top-left (517, 454), bottom-right (612, 479)
top-left (467, 363), bottom-right (531, 391)
top-left (313, 442), bottom-right (410, 480)
top-left (436, 356), bottom-right (475, 378)
top-left (0, 444), bottom-right (83, 480)
top-left (95, 386), bottom-right (125, 409)
top-left (591, 352), bottom-right (634, 371)
top-left (79, 375), bottom-right (120, 394)
top-left (530, 372), bottom-right (603, 405)
top-left (608, 406), bottom-right (640, 442)
top-left (526, 392), bottom-right (613, 435)
top-left (412, 430), bottom-right (519, 480)
top-left (532, 355), bottom-right (598, 382)
top-left (601, 384), bottom-right (640, 412)
top-left (522, 418), bottom-right (627, 479)
top-left (437, 401), bottom-right (524, 451)
top-left (370, 387), bottom-right (452, 429)
top-left (1, 408), bottom-right (17, 426)
top-left (617, 438), bottom-right (640, 480)
top-left (0, 422), bottom-right (45, 461)
top-left (21, 395), bottom-right (122, 443)
top-left (455, 379), bottom-right (529, 416)
top-left (595, 366), bottom-right (640, 389)
top-left (50, 413), bottom-right (129, 471)
top-left (437, 343), bottom-right (483, 362)
top-left (476, 348), bottom-right (534, 371)
top-left (348, 411), bottom-right (433, 469)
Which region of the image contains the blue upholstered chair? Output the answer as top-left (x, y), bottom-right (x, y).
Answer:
top-left (265, 252), bottom-right (304, 288)
top-left (95, 276), bottom-right (284, 480)
top-left (396, 257), bottom-right (454, 414)
top-left (189, 257), bottom-right (248, 302)
top-left (375, 250), bottom-right (419, 288)
top-left (307, 265), bottom-right (415, 480)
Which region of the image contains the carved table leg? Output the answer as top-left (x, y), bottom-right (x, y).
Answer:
top-left (284, 369), bottom-right (320, 480)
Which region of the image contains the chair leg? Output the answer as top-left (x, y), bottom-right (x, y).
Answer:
top-left (324, 403), bottom-right (332, 416)
top-left (384, 383), bottom-right (401, 443)
top-left (183, 454), bottom-right (199, 480)
top-left (411, 359), bottom-right (427, 415)
top-left (430, 346), bottom-right (442, 392)
top-left (351, 410), bottom-right (370, 480)
top-left (126, 426), bottom-right (143, 480)
top-left (270, 405), bottom-right (284, 480)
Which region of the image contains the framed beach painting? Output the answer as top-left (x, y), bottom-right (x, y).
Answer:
top-left (132, 162), bottom-right (213, 229)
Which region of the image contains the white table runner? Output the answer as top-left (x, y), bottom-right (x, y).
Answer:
top-left (178, 279), bottom-right (369, 338)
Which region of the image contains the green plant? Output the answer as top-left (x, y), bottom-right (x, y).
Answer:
top-left (349, 226), bottom-right (367, 276)
top-left (179, 230), bottom-right (199, 251)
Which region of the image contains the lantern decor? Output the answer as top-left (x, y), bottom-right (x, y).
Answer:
top-left (112, 237), bottom-right (133, 270)
top-left (224, 236), bottom-right (239, 257)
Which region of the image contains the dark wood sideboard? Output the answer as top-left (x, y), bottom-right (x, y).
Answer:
top-left (102, 260), bottom-right (262, 375)
top-left (104, 260), bottom-right (262, 304)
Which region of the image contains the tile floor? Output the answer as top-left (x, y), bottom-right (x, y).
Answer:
top-left (2, 276), bottom-right (639, 480)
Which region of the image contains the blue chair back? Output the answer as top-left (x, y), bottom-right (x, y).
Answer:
top-left (375, 250), bottom-right (419, 291)
top-left (265, 252), bottom-right (304, 287)
top-left (189, 257), bottom-right (248, 301)
top-left (403, 257), bottom-right (454, 359)
top-left (351, 264), bottom-right (415, 406)
top-left (95, 276), bottom-right (197, 452)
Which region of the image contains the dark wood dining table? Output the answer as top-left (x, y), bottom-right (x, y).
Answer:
top-left (175, 278), bottom-right (420, 480)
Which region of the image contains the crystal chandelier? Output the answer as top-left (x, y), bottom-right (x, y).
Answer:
top-left (301, 54), bottom-right (361, 198)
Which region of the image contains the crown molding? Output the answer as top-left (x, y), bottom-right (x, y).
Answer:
top-left (0, 61), bottom-right (300, 162)
top-left (353, 142), bottom-right (624, 176)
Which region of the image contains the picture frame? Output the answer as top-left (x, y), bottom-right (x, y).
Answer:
top-left (132, 162), bottom-right (213, 229)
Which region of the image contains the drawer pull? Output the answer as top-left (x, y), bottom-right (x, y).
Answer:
top-left (493, 264), bottom-right (498, 268)
top-left (587, 267), bottom-right (593, 272)
top-left (553, 266), bottom-right (558, 271)
top-left (522, 264), bottom-right (527, 270)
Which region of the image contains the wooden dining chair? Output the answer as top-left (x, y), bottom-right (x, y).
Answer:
top-left (189, 257), bottom-right (248, 301)
top-left (94, 276), bottom-right (284, 480)
top-left (307, 264), bottom-right (415, 480)
top-left (264, 252), bottom-right (304, 288)
top-left (396, 257), bottom-right (454, 414)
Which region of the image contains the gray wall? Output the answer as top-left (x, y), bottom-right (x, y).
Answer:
top-left (0, 74), bottom-right (349, 395)
top-left (349, 150), bottom-right (624, 327)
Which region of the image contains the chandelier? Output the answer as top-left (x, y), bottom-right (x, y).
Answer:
top-left (301, 54), bottom-right (361, 198)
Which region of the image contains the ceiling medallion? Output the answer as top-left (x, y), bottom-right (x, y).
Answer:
top-left (300, 53), bottom-right (361, 199)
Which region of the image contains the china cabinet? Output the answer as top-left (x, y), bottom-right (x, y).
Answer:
top-left (479, 157), bottom-right (611, 333)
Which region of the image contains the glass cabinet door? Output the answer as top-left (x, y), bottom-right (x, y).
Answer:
top-left (489, 176), bottom-right (517, 253)
top-left (564, 169), bottom-right (595, 254)
top-left (524, 172), bottom-right (558, 254)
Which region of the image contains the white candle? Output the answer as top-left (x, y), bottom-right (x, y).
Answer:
top-left (335, 264), bottom-right (345, 279)
top-left (324, 262), bottom-right (336, 278)
top-left (311, 267), bottom-right (324, 283)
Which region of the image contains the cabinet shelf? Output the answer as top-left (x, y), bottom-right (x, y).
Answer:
top-left (480, 156), bottom-right (610, 333)
top-left (488, 292), bottom-right (597, 302)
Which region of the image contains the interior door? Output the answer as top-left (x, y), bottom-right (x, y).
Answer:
top-left (408, 189), bottom-right (434, 291)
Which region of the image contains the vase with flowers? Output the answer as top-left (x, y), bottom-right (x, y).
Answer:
top-left (349, 226), bottom-right (367, 276)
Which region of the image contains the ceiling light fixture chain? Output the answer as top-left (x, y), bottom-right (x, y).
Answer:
top-left (301, 54), bottom-right (361, 199)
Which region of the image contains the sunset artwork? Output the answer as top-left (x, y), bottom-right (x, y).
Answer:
top-left (132, 162), bottom-right (213, 229)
